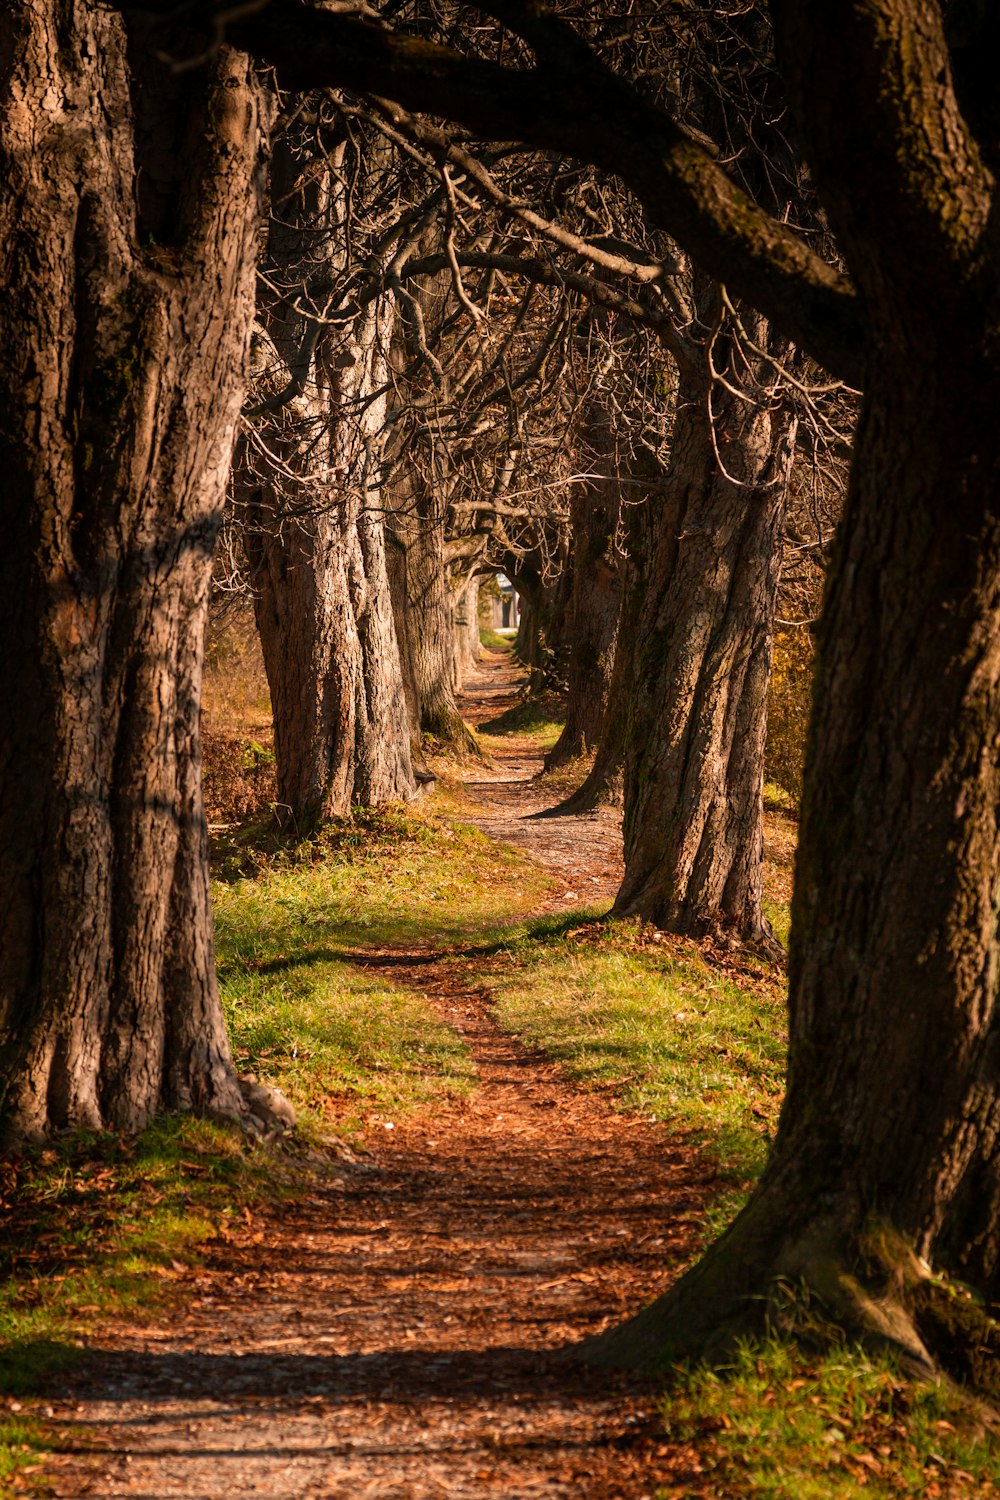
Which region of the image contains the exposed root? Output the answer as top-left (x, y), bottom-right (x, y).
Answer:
top-left (577, 1207), bottom-right (1000, 1410)
top-left (422, 704), bottom-right (492, 763)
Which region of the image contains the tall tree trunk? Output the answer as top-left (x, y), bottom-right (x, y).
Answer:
top-left (452, 569), bottom-right (483, 687)
top-left (612, 352), bottom-right (793, 955)
top-left (388, 488), bottom-right (481, 753)
top-left (0, 6), bottom-right (265, 1138)
top-left (592, 357), bottom-right (1000, 1376)
top-left (242, 136), bottom-right (415, 824)
top-left (589, 0), bottom-right (1000, 1383)
top-left (553, 608), bottom-right (629, 812)
top-left (545, 457), bottom-right (622, 771)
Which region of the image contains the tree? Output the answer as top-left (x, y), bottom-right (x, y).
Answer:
top-left (237, 111), bottom-right (417, 824)
top-left (158, 0), bottom-right (1000, 1375)
top-left (0, 6), bottom-right (265, 1138)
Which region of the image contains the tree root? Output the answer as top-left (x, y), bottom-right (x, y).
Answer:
top-left (422, 705), bottom-right (491, 763)
top-left (573, 1207), bottom-right (1000, 1405)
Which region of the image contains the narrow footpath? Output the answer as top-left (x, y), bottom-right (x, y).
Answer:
top-left (40, 655), bottom-right (713, 1500)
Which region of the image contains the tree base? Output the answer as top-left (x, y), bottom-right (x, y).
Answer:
top-left (542, 768), bottom-right (625, 817)
top-left (572, 1206), bottom-right (1000, 1404)
top-left (421, 705), bottom-right (491, 762)
top-left (610, 890), bottom-right (785, 963)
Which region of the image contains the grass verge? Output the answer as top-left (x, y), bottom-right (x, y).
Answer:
top-left (1, 805), bottom-right (548, 1490)
top-left (474, 915), bottom-right (785, 1237)
top-left (471, 910), bottom-right (1000, 1496)
top-left (475, 692), bottom-right (565, 750)
top-left (663, 1338), bottom-right (1000, 1498)
top-left (213, 813), bottom-right (531, 1134)
top-left (0, 1115), bottom-right (295, 1491)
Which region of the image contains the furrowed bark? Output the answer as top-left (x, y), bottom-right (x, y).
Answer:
top-left (612, 354), bottom-right (792, 955)
top-left (545, 401), bottom-right (622, 771)
top-left (0, 5), bottom-right (265, 1137)
top-left (241, 132), bottom-right (416, 824)
top-left (591, 0), bottom-right (1000, 1379)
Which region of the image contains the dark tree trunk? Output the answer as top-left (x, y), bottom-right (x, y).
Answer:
top-left (388, 488), bottom-right (481, 753)
top-left (553, 612), bottom-right (628, 812)
top-left (545, 453), bottom-right (622, 771)
top-left (611, 355), bottom-right (793, 954)
top-left (241, 138), bottom-right (415, 825)
top-left (589, 1), bottom-right (1000, 1379)
top-left (0, 6), bottom-right (265, 1138)
top-left (507, 553), bottom-right (571, 693)
top-left (593, 355), bottom-right (1000, 1375)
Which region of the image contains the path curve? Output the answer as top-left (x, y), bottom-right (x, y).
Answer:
top-left (40, 656), bottom-right (710, 1499)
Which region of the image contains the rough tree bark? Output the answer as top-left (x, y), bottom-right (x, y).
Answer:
top-left (0, 6), bottom-right (265, 1138)
top-left (588, 0), bottom-right (1000, 1376)
top-left (553, 482), bottom-right (656, 815)
top-left (544, 401), bottom-right (623, 771)
top-left (611, 340), bottom-right (794, 955)
top-left (59, 0), bottom-right (1000, 1378)
top-left (452, 568), bottom-right (483, 686)
top-left (388, 483), bottom-right (481, 753)
top-left (242, 134), bottom-right (415, 824)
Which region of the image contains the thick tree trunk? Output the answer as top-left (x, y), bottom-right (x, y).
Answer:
top-left (611, 359), bottom-right (792, 954)
top-left (591, 361), bottom-right (1000, 1377)
top-left (545, 469), bottom-right (622, 771)
top-left (0, 7), bottom-right (265, 1138)
top-left (508, 555), bottom-right (571, 693)
top-left (242, 138), bottom-right (415, 825)
top-left (553, 625), bottom-right (628, 811)
top-left (388, 491), bottom-right (481, 754)
top-left (452, 569), bottom-right (483, 687)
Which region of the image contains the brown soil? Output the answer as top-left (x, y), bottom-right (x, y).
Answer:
top-left (36, 652), bottom-right (720, 1500)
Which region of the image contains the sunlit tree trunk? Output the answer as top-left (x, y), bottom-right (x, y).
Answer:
top-left (242, 133), bottom-right (415, 824)
top-left (0, 6), bottom-right (265, 1138)
top-left (612, 350), bottom-right (793, 955)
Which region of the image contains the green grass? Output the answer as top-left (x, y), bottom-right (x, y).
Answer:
top-left (475, 694), bottom-right (565, 749)
top-left (0, 806), bottom-right (549, 1488)
top-left (764, 895), bottom-right (792, 949)
top-left (665, 1338), bottom-right (1000, 1498)
top-left (213, 805), bottom-right (551, 947)
top-left (471, 910), bottom-right (1000, 1497)
top-left (214, 808), bottom-right (552, 1131)
top-left (0, 1116), bottom-right (284, 1396)
top-left (476, 916), bottom-right (785, 1229)
top-left (479, 627), bottom-right (514, 652)
top-left (0, 1417), bottom-right (48, 1496)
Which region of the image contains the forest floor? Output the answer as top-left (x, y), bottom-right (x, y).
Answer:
top-left (4, 649), bottom-right (998, 1499)
top-left (14, 652), bottom-right (716, 1500)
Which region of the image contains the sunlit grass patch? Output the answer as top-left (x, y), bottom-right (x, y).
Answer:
top-left (478, 628), bottom-right (514, 652)
top-left (213, 805), bottom-right (552, 1131)
top-left (0, 1116), bottom-right (283, 1399)
top-left (664, 1339), bottom-right (1000, 1498)
top-left (476, 693), bottom-right (565, 749)
top-left (220, 958), bottom-right (475, 1134)
top-left (476, 917), bottom-right (785, 1231)
top-left (212, 805), bottom-right (550, 945)
top-left (0, 1415), bottom-right (49, 1496)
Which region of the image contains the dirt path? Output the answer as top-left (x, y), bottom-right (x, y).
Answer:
top-left (39, 656), bottom-right (711, 1499)
top-left (456, 657), bottom-right (625, 909)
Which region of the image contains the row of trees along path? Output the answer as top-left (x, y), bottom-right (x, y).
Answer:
top-left (41, 652), bottom-right (726, 1500)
